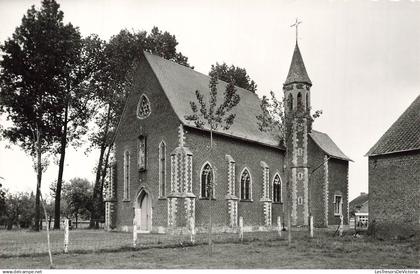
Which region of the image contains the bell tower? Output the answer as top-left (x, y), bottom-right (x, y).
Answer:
top-left (283, 40), bottom-right (312, 226)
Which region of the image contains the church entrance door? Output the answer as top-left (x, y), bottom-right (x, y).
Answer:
top-left (135, 190), bottom-right (152, 232)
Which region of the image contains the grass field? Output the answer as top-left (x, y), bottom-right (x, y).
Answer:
top-left (0, 229), bottom-right (418, 269)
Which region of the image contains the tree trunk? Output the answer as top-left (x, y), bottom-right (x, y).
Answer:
top-left (90, 143), bottom-right (106, 229)
top-left (98, 144), bottom-right (112, 224)
top-left (90, 104), bottom-right (111, 229)
top-left (34, 128), bottom-right (42, 231)
top-left (75, 213), bottom-right (78, 229)
top-left (54, 104), bottom-right (69, 230)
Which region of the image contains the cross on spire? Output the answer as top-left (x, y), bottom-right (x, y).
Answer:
top-left (290, 18), bottom-right (302, 44)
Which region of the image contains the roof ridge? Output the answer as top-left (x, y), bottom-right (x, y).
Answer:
top-left (142, 51), bottom-right (259, 97)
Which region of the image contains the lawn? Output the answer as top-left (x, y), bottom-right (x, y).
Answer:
top-left (0, 229), bottom-right (418, 269)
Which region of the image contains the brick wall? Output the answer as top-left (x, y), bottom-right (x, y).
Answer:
top-left (185, 127), bottom-right (286, 229)
top-left (327, 158), bottom-right (349, 225)
top-left (368, 150), bottom-right (420, 238)
top-left (114, 53), bottom-right (181, 230)
top-left (113, 52), bottom-right (287, 232)
top-left (308, 137), bottom-right (327, 227)
top-left (307, 137), bottom-right (349, 227)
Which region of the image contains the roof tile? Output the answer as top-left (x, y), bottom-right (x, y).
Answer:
top-left (366, 95), bottom-right (420, 156)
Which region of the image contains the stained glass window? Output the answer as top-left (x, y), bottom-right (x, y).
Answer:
top-left (240, 169), bottom-right (251, 200)
top-left (137, 94), bottom-right (151, 119)
top-left (201, 163), bottom-right (213, 199)
top-left (273, 174), bottom-right (282, 203)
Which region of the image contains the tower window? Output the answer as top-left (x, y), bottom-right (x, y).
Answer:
top-left (201, 163), bottom-right (214, 199)
top-left (159, 141), bottom-right (166, 197)
top-left (273, 174), bottom-right (282, 203)
top-left (297, 196), bottom-right (303, 205)
top-left (306, 92), bottom-right (309, 110)
top-left (240, 168), bottom-right (252, 201)
top-left (288, 93), bottom-right (293, 111)
top-left (297, 92), bottom-right (303, 110)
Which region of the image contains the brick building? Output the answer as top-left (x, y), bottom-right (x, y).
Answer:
top-left (366, 95), bottom-right (420, 239)
top-left (104, 42), bottom-right (351, 233)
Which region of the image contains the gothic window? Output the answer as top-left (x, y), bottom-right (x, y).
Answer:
top-left (159, 141), bottom-right (166, 197)
top-left (201, 163), bottom-right (214, 199)
top-left (288, 93), bottom-right (293, 111)
top-left (240, 168), bottom-right (252, 201)
top-left (137, 94), bottom-right (151, 119)
top-left (273, 174), bottom-right (282, 203)
top-left (297, 196), bottom-right (303, 205)
top-left (297, 92), bottom-right (303, 110)
top-left (138, 135), bottom-right (146, 171)
top-left (334, 195), bottom-right (343, 216)
top-left (123, 150), bottom-right (130, 200)
top-left (306, 92), bottom-right (309, 110)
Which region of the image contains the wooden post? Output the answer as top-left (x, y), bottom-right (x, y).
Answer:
top-left (309, 215), bottom-right (314, 238)
top-left (239, 216), bottom-right (244, 243)
top-left (133, 223), bottom-right (138, 248)
top-left (64, 218), bottom-right (69, 253)
top-left (339, 215), bottom-right (343, 237)
top-left (189, 216), bottom-right (195, 244)
top-left (277, 216), bottom-right (282, 237)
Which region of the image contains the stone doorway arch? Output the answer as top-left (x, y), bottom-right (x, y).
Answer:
top-left (134, 188), bottom-right (152, 232)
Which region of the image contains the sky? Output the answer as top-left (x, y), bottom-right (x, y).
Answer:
top-left (0, 0), bottom-right (419, 200)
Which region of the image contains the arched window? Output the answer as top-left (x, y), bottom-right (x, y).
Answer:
top-left (201, 163), bottom-right (213, 199)
top-left (158, 141), bottom-right (166, 197)
top-left (240, 168), bottom-right (252, 201)
top-left (288, 93), bottom-right (293, 111)
top-left (123, 150), bottom-right (130, 200)
top-left (306, 92), bottom-right (309, 110)
top-left (297, 92), bottom-right (303, 110)
top-left (273, 173), bottom-right (282, 203)
top-left (137, 94), bottom-right (151, 119)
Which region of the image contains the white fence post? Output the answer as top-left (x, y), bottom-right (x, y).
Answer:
top-left (189, 217), bottom-right (195, 244)
top-left (239, 216), bottom-right (244, 243)
top-left (277, 216), bottom-right (282, 237)
top-left (339, 215), bottom-right (343, 237)
top-left (133, 219), bottom-right (138, 248)
top-left (64, 218), bottom-right (69, 253)
top-left (309, 215), bottom-right (314, 238)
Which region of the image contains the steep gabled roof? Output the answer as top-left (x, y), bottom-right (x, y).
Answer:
top-left (143, 51), bottom-right (283, 149)
top-left (284, 43), bottom-right (312, 86)
top-left (309, 130), bottom-right (352, 161)
top-left (366, 95), bottom-right (420, 156)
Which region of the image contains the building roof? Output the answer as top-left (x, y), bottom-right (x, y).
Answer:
top-left (366, 95), bottom-right (420, 156)
top-left (309, 130), bottom-right (352, 161)
top-left (349, 193), bottom-right (369, 214)
top-left (284, 43), bottom-right (312, 86)
top-left (143, 51), bottom-right (283, 149)
top-left (349, 193), bottom-right (369, 209)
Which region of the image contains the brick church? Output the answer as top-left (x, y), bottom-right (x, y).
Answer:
top-left (104, 41), bottom-right (352, 233)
